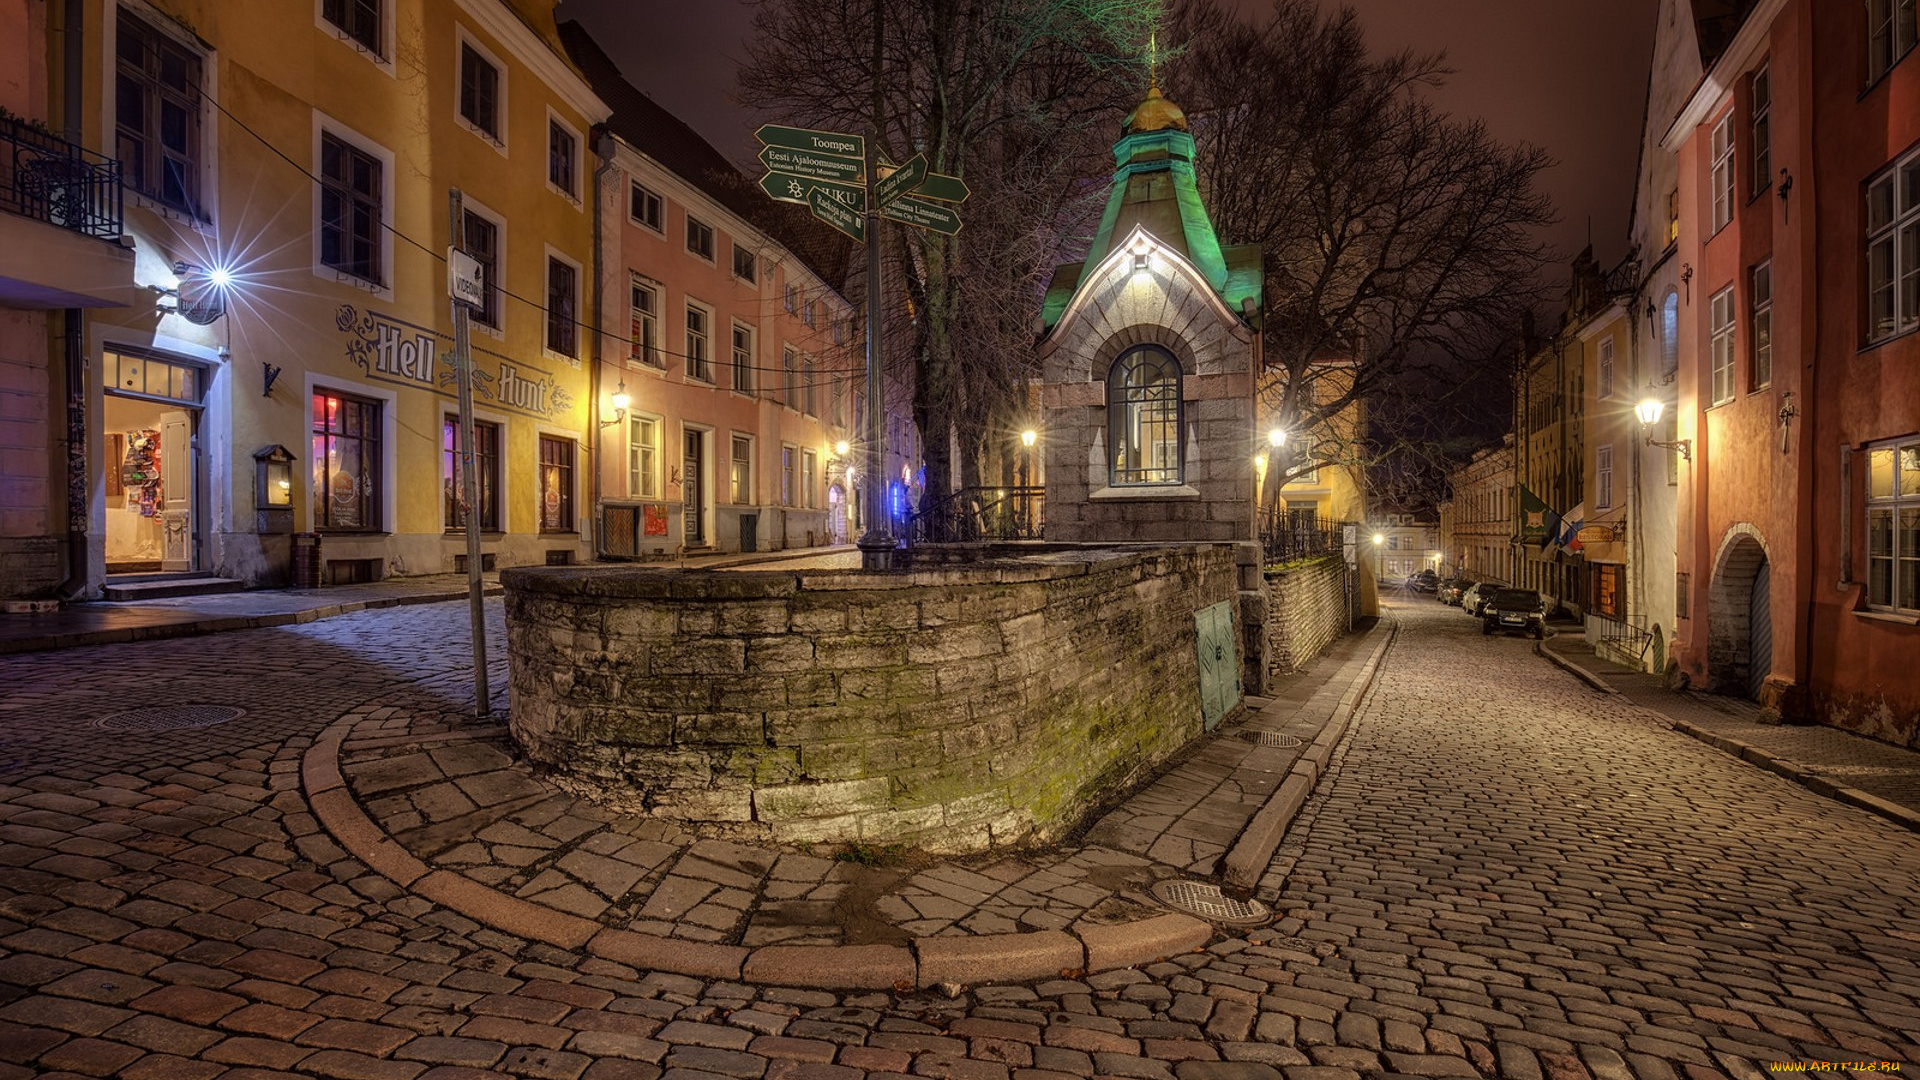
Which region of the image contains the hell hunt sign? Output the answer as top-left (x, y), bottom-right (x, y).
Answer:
top-left (336, 305), bottom-right (574, 420)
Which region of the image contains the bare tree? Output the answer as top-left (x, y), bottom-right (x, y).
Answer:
top-left (740, 0), bottom-right (1159, 524)
top-left (1163, 0), bottom-right (1555, 516)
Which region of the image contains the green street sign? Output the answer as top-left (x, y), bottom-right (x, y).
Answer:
top-left (808, 186), bottom-right (865, 243)
top-left (760, 172), bottom-right (864, 210)
top-left (876, 154), bottom-right (927, 208)
top-left (755, 124), bottom-right (864, 159)
top-left (913, 171), bottom-right (970, 203)
top-left (759, 145), bottom-right (863, 185)
top-left (879, 195), bottom-right (961, 235)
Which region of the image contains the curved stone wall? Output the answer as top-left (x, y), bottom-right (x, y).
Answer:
top-left (501, 545), bottom-right (1239, 853)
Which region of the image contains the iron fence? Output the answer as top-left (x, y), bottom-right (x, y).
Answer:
top-left (1259, 512), bottom-right (1349, 564)
top-left (906, 486), bottom-right (1044, 544)
top-left (1, 115), bottom-right (123, 240)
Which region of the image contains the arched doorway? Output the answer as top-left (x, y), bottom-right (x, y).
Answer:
top-left (1706, 529), bottom-right (1770, 700)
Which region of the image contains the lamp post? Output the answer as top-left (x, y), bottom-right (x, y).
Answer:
top-left (1372, 531), bottom-right (1385, 606)
top-left (1018, 428), bottom-right (1037, 537)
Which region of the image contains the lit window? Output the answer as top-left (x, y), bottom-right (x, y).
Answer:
top-left (311, 390), bottom-right (381, 531)
top-left (1866, 147), bottom-right (1920, 343)
top-left (730, 435), bottom-right (752, 504)
top-left (442, 416), bottom-right (500, 531)
top-left (1710, 114), bottom-right (1734, 234)
top-left (1865, 438), bottom-right (1920, 613)
top-left (1751, 260), bottom-right (1772, 388)
top-left (116, 10), bottom-right (204, 216)
top-left (539, 435), bottom-right (575, 532)
top-left (1709, 286), bottom-right (1735, 407)
top-left (1107, 345), bottom-right (1182, 485)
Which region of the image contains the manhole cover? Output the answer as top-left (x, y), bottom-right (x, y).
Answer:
top-left (1151, 879), bottom-right (1272, 926)
top-left (1236, 730), bottom-right (1303, 747)
top-left (92, 706), bottom-right (244, 732)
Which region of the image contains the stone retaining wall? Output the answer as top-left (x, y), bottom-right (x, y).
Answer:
top-left (1263, 555), bottom-right (1351, 676)
top-left (502, 545), bottom-right (1239, 853)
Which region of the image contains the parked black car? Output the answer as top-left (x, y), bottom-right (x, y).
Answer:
top-left (1482, 588), bottom-right (1548, 638)
top-left (1407, 568), bottom-right (1438, 592)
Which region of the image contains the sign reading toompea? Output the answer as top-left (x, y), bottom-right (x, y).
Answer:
top-left (755, 124), bottom-right (865, 159)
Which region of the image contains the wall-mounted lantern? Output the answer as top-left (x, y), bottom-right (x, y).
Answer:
top-left (254, 444), bottom-right (296, 533)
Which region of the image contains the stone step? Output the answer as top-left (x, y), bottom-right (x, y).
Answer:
top-left (103, 576), bottom-right (246, 601)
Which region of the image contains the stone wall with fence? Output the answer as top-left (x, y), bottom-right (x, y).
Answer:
top-left (502, 545), bottom-right (1240, 853)
top-left (1263, 554), bottom-right (1352, 677)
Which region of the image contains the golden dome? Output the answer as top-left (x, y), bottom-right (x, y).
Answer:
top-left (1124, 86), bottom-right (1187, 133)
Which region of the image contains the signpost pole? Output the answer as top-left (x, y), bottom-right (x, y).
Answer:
top-left (856, 11), bottom-right (893, 571)
top-left (448, 188), bottom-right (490, 717)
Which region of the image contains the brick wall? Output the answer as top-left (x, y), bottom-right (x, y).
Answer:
top-left (503, 546), bottom-right (1240, 853)
top-left (1263, 555), bottom-right (1351, 677)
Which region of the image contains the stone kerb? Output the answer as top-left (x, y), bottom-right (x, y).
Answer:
top-left (502, 546), bottom-right (1238, 854)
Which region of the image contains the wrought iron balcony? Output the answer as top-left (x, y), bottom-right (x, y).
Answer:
top-left (1, 114), bottom-right (123, 240)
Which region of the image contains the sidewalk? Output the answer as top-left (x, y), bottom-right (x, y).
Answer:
top-left (1540, 631), bottom-right (1920, 832)
top-left (0, 547), bottom-right (858, 655)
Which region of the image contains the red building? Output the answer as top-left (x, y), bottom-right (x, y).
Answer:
top-left (1665, 0), bottom-right (1918, 744)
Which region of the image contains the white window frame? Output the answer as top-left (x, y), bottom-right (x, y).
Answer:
top-left (316, 0), bottom-right (394, 74)
top-left (685, 299), bottom-right (714, 383)
top-left (629, 181), bottom-right (663, 233)
top-left (1866, 146), bottom-right (1920, 343)
top-left (802, 449), bottom-right (818, 509)
top-left (784, 283), bottom-right (797, 312)
top-left (1864, 437), bottom-right (1920, 614)
top-left (782, 346), bottom-right (799, 408)
top-left (730, 433), bottom-right (753, 505)
top-left (545, 108), bottom-right (582, 205)
top-left (802, 355), bottom-right (817, 417)
top-left (730, 321), bottom-right (755, 396)
top-left (1710, 113), bottom-right (1734, 234)
top-left (686, 215), bottom-right (715, 262)
top-left (781, 443), bottom-right (796, 506)
top-left (1597, 337), bottom-right (1614, 399)
top-left (1596, 444), bottom-right (1614, 511)
top-left (1751, 260), bottom-right (1773, 389)
top-left (628, 413), bottom-right (661, 500)
top-left (311, 113), bottom-right (395, 299)
top-left (543, 246), bottom-right (582, 362)
top-left (454, 26), bottom-right (507, 152)
top-left (630, 276), bottom-right (662, 369)
top-left (1710, 285), bottom-right (1736, 407)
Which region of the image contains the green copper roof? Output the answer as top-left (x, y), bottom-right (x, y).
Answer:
top-left (1041, 119), bottom-right (1261, 331)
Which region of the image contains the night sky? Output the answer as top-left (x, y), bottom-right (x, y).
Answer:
top-left (558, 0), bottom-right (1659, 276)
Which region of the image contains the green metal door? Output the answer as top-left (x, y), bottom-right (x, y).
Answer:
top-left (1195, 601), bottom-right (1241, 730)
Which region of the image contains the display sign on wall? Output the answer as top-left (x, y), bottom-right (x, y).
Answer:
top-left (336, 305), bottom-right (575, 421)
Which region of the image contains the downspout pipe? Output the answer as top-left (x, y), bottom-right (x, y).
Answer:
top-left (589, 131), bottom-right (615, 552)
top-left (57, 0), bottom-right (90, 599)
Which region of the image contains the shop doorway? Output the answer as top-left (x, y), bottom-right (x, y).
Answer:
top-left (683, 429), bottom-right (707, 547)
top-left (101, 349), bottom-right (205, 575)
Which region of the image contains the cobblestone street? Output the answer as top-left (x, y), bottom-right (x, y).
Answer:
top-left (1, 597), bottom-right (1916, 1080)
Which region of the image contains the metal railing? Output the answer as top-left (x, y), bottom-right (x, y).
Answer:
top-left (1, 114), bottom-right (123, 239)
top-left (1259, 512), bottom-right (1348, 564)
top-left (906, 486), bottom-right (1044, 544)
top-left (1589, 611), bottom-right (1655, 662)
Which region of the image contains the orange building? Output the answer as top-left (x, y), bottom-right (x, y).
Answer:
top-left (1665, 0), bottom-right (1919, 743)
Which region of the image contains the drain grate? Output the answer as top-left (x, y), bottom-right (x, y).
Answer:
top-left (93, 705), bottom-right (245, 733)
top-left (1235, 730), bottom-right (1303, 747)
top-left (1151, 879), bottom-right (1272, 926)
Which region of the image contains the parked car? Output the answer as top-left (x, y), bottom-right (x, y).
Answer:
top-left (1407, 569), bottom-right (1438, 592)
top-left (1437, 578), bottom-right (1473, 606)
top-left (1481, 588), bottom-right (1548, 638)
top-left (1460, 582), bottom-right (1500, 617)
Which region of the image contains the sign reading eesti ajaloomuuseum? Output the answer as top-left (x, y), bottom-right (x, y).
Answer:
top-left (336, 305), bottom-right (575, 421)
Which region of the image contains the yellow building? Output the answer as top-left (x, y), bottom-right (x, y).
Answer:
top-left (1257, 360), bottom-right (1366, 531)
top-left (66, 0), bottom-right (605, 594)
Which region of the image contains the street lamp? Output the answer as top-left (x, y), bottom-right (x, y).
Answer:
top-left (1635, 396), bottom-right (1692, 462)
top-left (602, 381), bottom-right (631, 426)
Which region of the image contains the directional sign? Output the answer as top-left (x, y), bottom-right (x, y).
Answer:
top-left (879, 195), bottom-right (962, 236)
top-left (912, 171), bottom-right (970, 203)
top-left (755, 124), bottom-right (864, 159)
top-left (760, 172), bottom-right (865, 210)
top-left (808, 186), bottom-right (865, 243)
top-left (759, 145), bottom-right (863, 185)
top-left (876, 154), bottom-right (928, 208)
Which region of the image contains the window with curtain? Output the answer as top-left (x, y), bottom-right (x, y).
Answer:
top-left (1107, 346), bottom-right (1183, 485)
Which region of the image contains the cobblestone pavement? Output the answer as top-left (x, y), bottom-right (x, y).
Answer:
top-left (2, 596), bottom-right (1918, 1079)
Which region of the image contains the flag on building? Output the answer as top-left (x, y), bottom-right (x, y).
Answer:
top-left (1557, 502), bottom-right (1587, 554)
top-left (1519, 485), bottom-right (1556, 545)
